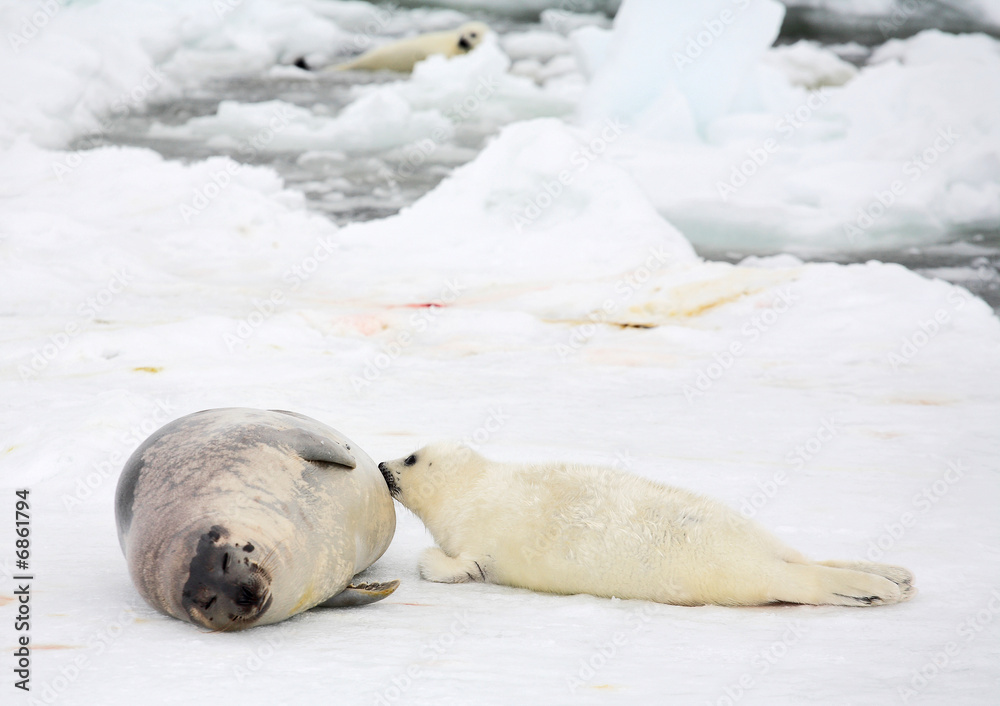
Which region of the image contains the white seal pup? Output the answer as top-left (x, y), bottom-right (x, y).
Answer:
top-left (379, 444), bottom-right (915, 607)
top-left (116, 408), bottom-right (398, 631)
top-left (329, 21), bottom-right (489, 73)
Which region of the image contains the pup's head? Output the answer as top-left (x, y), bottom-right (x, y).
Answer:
top-left (456, 22), bottom-right (489, 52)
top-left (378, 442), bottom-right (482, 516)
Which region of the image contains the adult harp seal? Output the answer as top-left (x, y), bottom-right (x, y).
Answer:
top-left (115, 408), bottom-right (397, 630)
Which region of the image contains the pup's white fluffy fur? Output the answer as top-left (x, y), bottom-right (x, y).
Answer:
top-left (379, 443), bottom-right (915, 607)
top-left (332, 22), bottom-right (489, 72)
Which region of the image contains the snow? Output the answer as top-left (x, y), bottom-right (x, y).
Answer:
top-left (500, 30), bottom-right (574, 62)
top-left (579, 0), bottom-right (787, 129)
top-left (145, 38), bottom-right (575, 156)
top-left (1, 0), bottom-right (999, 704)
top-left (870, 27), bottom-right (1000, 66)
top-left (392, 39), bottom-right (577, 123)
top-left (540, 8), bottom-right (613, 34)
top-left (762, 40), bottom-right (858, 88)
top-left (150, 97), bottom-right (454, 155)
top-left (0, 0), bottom-right (361, 148)
top-left (574, 7), bottom-right (1000, 252)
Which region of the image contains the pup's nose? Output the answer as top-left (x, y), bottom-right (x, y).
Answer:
top-left (378, 462), bottom-right (387, 472)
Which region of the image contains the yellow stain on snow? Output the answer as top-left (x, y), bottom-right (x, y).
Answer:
top-left (620, 264), bottom-right (801, 325)
top-left (866, 430), bottom-right (904, 439)
top-left (133, 366), bottom-right (163, 373)
top-left (889, 397), bottom-right (952, 406)
top-left (545, 263), bottom-right (801, 330)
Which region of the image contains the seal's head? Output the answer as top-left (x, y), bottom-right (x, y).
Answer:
top-left (378, 443), bottom-right (483, 517)
top-left (456, 22), bottom-right (489, 52)
top-left (181, 525), bottom-right (273, 631)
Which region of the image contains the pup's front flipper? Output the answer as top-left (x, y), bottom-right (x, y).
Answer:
top-left (419, 547), bottom-right (488, 584)
top-left (318, 579), bottom-right (400, 607)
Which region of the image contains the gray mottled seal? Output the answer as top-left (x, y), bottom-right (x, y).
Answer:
top-left (115, 408), bottom-right (398, 631)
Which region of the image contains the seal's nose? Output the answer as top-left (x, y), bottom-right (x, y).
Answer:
top-left (377, 463), bottom-right (399, 497)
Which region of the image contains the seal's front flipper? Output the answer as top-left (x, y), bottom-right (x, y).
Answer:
top-left (270, 424), bottom-right (356, 469)
top-left (418, 546), bottom-right (488, 583)
top-left (317, 580), bottom-right (400, 608)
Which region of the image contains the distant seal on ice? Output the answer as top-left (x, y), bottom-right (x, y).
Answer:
top-left (330, 21), bottom-right (489, 72)
top-left (379, 443), bottom-right (915, 607)
top-left (116, 408), bottom-right (398, 631)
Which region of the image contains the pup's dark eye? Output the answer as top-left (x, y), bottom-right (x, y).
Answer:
top-left (404, 454), bottom-right (416, 466)
top-left (470, 32), bottom-right (477, 38)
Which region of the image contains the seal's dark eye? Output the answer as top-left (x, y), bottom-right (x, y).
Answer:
top-left (470, 32), bottom-right (477, 38)
top-left (404, 454), bottom-right (416, 466)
